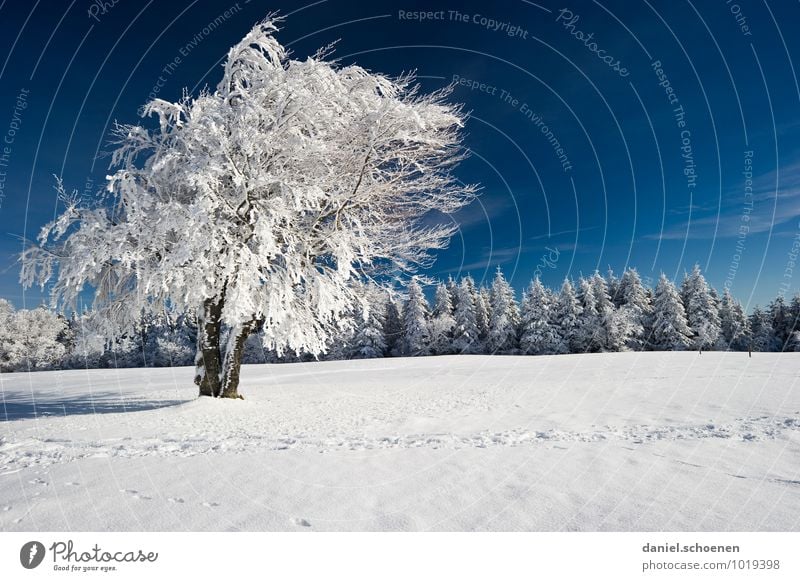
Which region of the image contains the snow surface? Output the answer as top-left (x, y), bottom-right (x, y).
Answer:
top-left (1, 352), bottom-right (799, 531)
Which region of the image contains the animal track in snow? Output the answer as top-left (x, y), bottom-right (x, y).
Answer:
top-left (3, 415), bottom-right (799, 470)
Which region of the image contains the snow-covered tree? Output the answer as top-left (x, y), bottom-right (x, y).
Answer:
top-left (519, 278), bottom-right (561, 355)
top-left (749, 306), bottom-right (776, 352)
top-left (348, 292), bottom-right (388, 359)
top-left (452, 276), bottom-right (480, 353)
top-left (575, 278), bottom-right (602, 352)
top-left (650, 274), bottom-right (693, 350)
top-left (486, 268), bottom-right (520, 354)
top-left (590, 271), bottom-right (631, 351)
top-left (21, 18), bottom-right (476, 398)
top-left (476, 286), bottom-right (492, 348)
top-left (147, 312), bottom-right (195, 367)
top-left (769, 296), bottom-right (793, 351)
top-left (400, 278), bottom-right (431, 356)
top-left (680, 265), bottom-right (721, 351)
top-left (382, 298), bottom-right (403, 357)
top-left (789, 330), bottom-right (800, 352)
top-left (0, 301), bottom-right (68, 371)
top-left (719, 288), bottom-right (749, 351)
top-left (616, 268), bottom-right (651, 349)
top-left (607, 268), bottom-right (621, 307)
top-left (429, 283), bottom-right (456, 355)
top-left (552, 279), bottom-right (582, 353)
top-left (446, 276), bottom-right (459, 312)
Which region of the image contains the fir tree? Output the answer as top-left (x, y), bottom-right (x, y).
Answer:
top-left (401, 278), bottom-right (431, 356)
top-left (719, 288), bottom-right (749, 351)
top-left (453, 276), bottom-right (481, 353)
top-left (591, 271), bottom-right (630, 351)
top-left (650, 274), bottom-right (693, 350)
top-left (476, 286), bottom-right (492, 348)
top-left (680, 265), bottom-right (721, 351)
top-left (749, 307), bottom-right (776, 352)
top-left (519, 278), bottom-right (561, 355)
top-left (429, 283), bottom-right (456, 355)
top-left (616, 268), bottom-right (652, 349)
top-left (349, 298), bottom-right (388, 359)
top-left (576, 278), bottom-right (602, 352)
top-left (769, 296), bottom-right (792, 351)
top-left (382, 298), bottom-right (403, 357)
top-left (552, 279), bottom-right (582, 353)
top-left (487, 268), bottom-right (520, 354)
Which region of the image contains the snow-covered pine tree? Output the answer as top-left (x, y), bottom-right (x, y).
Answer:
top-left (789, 330), bottom-right (800, 352)
top-left (148, 312), bottom-right (195, 367)
top-left (607, 268), bottom-right (622, 307)
top-left (446, 276), bottom-right (459, 312)
top-left (519, 278), bottom-right (561, 355)
top-left (616, 268), bottom-right (651, 349)
top-left (382, 298), bottom-right (403, 357)
top-left (552, 279), bottom-right (582, 353)
top-left (21, 18), bottom-right (476, 398)
top-left (348, 292), bottom-right (388, 359)
top-left (788, 294), bottom-right (800, 349)
top-left (401, 278), bottom-right (431, 356)
top-left (749, 306), bottom-right (776, 352)
top-left (769, 296), bottom-right (792, 351)
top-left (650, 274), bottom-right (693, 350)
top-left (476, 286), bottom-right (491, 349)
top-left (680, 265), bottom-right (721, 351)
top-left (719, 288), bottom-right (749, 351)
top-left (429, 283), bottom-right (456, 355)
top-left (590, 271), bottom-right (631, 351)
top-left (453, 276), bottom-right (481, 353)
top-left (486, 268), bottom-right (520, 354)
top-left (575, 278), bottom-right (602, 352)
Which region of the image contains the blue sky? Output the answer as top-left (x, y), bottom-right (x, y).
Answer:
top-left (0, 0), bottom-right (799, 310)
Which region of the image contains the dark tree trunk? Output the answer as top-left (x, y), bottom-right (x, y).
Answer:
top-left (194, 297), bottom-right (224, 397)
top-left (220, 320), bottom-right (256, 399)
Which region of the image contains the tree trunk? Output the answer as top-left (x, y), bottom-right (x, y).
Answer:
top-left (219, 320), bottom-right (256, 399)
top-left (194, 297), bottom-right (224, 397)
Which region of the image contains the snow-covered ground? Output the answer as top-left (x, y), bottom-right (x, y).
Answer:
top-left (1, 352), bottom-right (799, 531)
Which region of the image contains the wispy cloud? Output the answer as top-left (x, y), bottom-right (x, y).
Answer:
top-left (647, 159), bottom-right (800, 240)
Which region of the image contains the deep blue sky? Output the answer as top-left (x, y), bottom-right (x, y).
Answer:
top-left (1, 0), bottom-right (799, 310)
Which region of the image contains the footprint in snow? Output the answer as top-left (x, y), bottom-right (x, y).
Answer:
top-left (293, 518), bottom-right (311, 527)
top-left (28, 478), bottom-right (48, 486)
top-left (65, 482), bottom-right (80, 487)
top-left (13, 517), bottom-right (23, 524)
top-left (201, 501), bottom-right (220, 508)
top-left (119, 489), bottom-right (152, 500)
top-left (2, 505), bottom-right (11, 512)
top-left (167, 497), bottom-right (185, 504)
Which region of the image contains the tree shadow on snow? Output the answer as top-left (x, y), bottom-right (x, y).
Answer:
top-left (0, 391), bottom-right (188, 421)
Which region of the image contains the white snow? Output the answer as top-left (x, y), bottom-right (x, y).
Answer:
top-left (1, 352), bottom-right (799, 531)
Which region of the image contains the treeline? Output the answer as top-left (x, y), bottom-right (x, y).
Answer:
top-left (1, 265), bottom-right (799, 372)
top-left (327, 266), bottom-right (800, 360)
